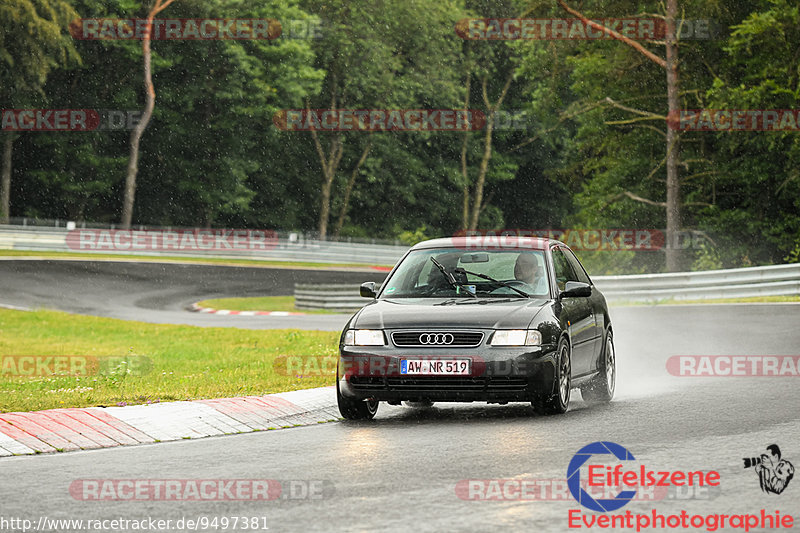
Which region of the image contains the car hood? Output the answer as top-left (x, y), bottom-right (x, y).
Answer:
top-left (351, 297), bottom-right (549, 330)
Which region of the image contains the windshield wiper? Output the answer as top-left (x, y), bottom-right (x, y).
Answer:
top-left (454, 267), bottom-right (531, 298)
top-left (430, 257), bottom-right (477, 298)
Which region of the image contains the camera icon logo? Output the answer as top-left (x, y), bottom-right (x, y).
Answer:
top-left (743, 444), bottom-right (794, 495)
top-left (567, 441), bottom-right (637, 512)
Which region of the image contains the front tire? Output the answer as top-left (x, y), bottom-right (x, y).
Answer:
top-left (581, 330), bottom-right (616, 404)
top-left (337, 379), bottom-right (378, 420)
top-left (533, 337), bottom-right (571, 415)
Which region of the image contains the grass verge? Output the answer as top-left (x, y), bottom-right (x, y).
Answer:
top-left (196, 296), bottom-right (337, 314)
top-left (0, 308), bottom-right (338, 413)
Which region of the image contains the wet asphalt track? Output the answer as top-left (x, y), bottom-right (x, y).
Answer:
top-left (0, 259), bottom-right (385, 330)
top-left (0, 259), bottom-right (799, 532)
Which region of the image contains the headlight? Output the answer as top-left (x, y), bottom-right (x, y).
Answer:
top-left (343, 329), bottom-right (385, 346)
top-left (491, 329), bottom-right (542, 346)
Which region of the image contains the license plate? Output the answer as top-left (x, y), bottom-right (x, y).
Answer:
top-left (400, 359), bottom-right (471, 375)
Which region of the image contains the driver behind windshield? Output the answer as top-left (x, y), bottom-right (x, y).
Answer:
top-left (514, 253), bottom-right (548, 294)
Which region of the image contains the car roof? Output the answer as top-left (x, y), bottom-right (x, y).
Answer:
top-left (410, 235), bottom-right (563, 251)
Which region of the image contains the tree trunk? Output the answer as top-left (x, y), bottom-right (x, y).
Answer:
top-left (664, 0), bottom-right (682, 271)
top-left (121, 0), bottom-right (174, 229)
top-left (460, 73), bottom-right (471, 230)
top-left (309, 79), bottom-right (346, 240)
top-left (319, 173), bottom-right (333, 239)
top-left (310, 129), bottom-right (343, 240)
top-left (333, 141), bottom-right (372, 238)
top-left (466, 74), bottom-right (513, 230)
top-left (0, 136), bottom-right (12, 224)
top-left (468, 117), bottom-right (494, 230)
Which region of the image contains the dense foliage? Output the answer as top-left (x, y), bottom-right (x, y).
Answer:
top-left (2, 0), bottom-right (799, 272)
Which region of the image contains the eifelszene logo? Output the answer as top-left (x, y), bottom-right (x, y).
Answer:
top-left (567, 441), bottom-right (721, 512)
top-left (743, 444), bottom-right (794, 495)
top-left (567, 442), bottom-right (796, 531)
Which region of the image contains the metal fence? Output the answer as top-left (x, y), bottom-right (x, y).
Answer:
top-left (592, 263), bottom-right (800, 301)
top-left (295, 284), bottom-right (382, 312)
top-left (293, 263), bottom-right (800, 310)
top-left (2, 223), bottom-right (799, 306)
top-left (0, 224), bottom-right (407, 266)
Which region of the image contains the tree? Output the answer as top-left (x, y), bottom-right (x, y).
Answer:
top-left (457, 45), bottom-right (516, 230)
top-left (301, 0), bottom-right (464, 239)
top-left (702, 0), bottom-right (800, 265)
top-left (0, 0), bottom-right (79, 223)
top-left (120, 0), bottom-right (175, 229)
top-left (556, 0), bottom-right (683, 271)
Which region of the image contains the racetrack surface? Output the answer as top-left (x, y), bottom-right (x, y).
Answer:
top-left (0, 259), bottom-right (386, 330)
top-left (1, 304), bottom-right (799, 532)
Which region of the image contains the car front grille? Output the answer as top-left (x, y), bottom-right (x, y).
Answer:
top-left (349, 376), bottom-right (529, 393)
top-left (391, 330), bottom-right (484, 347)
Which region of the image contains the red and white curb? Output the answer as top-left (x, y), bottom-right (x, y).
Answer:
top-left (189, 302), bottom-right (306, 316)
top-left (0, 386), bottom-right (339, 456)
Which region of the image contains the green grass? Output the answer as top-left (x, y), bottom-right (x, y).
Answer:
top-left (196, 296), bottom-right (336, 314)
top-left (0, 249), bottom-right (390, 270)
top-left (610, 295), bottom-right (800, 306)
top-left (0, 308), bottom-right (338, 413)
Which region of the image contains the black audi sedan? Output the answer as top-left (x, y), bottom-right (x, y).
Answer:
top-left (336, 236), bottom-right (615, 419)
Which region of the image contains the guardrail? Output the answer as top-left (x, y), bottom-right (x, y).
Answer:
top-left (592, 263), bottom-right (800, 301)
top-left (293, 263), bottom-right (800, 310)
top-left (295, 284), bottom-right (383, 312)
top-left (0, 225), bottom-right (407, 266)
top-left (3, 223), bottom-right (799, 305)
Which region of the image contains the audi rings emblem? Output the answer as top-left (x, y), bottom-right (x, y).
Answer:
top-left (418, 333), bottom-right (454, 345)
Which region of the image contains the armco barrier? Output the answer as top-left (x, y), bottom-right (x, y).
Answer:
top-left (294, 284), bottom-right (382, 312)
top-left (2, 224), bottom-right (798, 304)
top-left (293, 263), bottom-right (800, 310)
top-left (0, 225), bottom-right (407, 266)
top-left (592, 263), bottom-right (800, 301)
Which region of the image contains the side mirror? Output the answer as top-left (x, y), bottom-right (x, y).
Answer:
top-left (560, 281), bottom-right (591, 298)
top-left (360, 282), bottom-right (377, 298)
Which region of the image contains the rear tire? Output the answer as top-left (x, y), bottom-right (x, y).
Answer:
top-left (581, 330), bottom-right (616, 404)
top-left (533, 337), bottom-right (571, 415)
top-left (337, 380), bottom-right (378, 420)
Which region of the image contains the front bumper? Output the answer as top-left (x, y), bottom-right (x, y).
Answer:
top-left (337, 344), bottom-right (557, 403)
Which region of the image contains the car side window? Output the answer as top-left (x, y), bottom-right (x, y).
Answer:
top-left (551, 248), bottom-right (577, 292)
top-left (563, 248), bottom-right (591, 285)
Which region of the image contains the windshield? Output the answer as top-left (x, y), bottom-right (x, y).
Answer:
top-left (380, 248), bottom-right (550, 298)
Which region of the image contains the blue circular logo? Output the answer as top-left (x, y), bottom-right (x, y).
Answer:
top-left (567, 441), bottom-right (637, 512)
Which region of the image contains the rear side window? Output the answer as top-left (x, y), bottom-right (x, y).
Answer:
top-left (551, 248), bottom-right (578, 292)
top-left (563, 248), bottom-right (591, 284)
